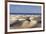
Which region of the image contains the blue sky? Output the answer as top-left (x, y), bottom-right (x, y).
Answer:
top-left (10, 5), bottom-right (41, 15)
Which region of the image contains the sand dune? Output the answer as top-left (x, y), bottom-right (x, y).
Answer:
top-left (10, 15), bottom-right (41, 28)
